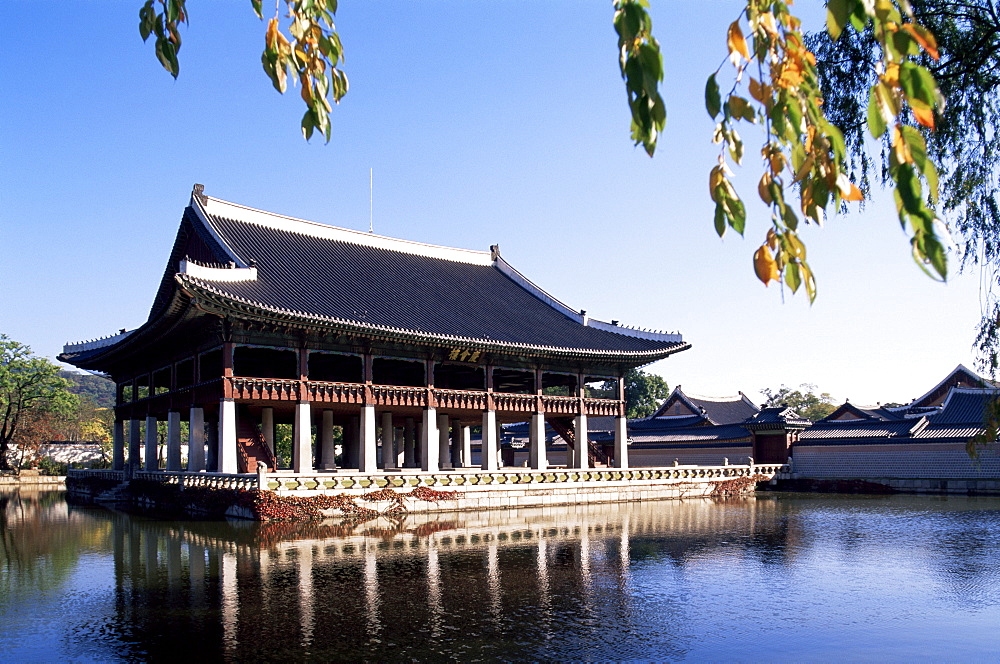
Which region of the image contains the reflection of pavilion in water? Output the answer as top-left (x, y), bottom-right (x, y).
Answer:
top-left (102, 499), bottom-right (795, 659)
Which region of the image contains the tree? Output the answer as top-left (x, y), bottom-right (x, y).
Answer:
top-left (0, 336), bottom-right (77, 471)
top-left (760, 383), bottom-right (837, 421)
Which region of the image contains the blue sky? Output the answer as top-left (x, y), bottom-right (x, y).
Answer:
top-left (0, 1), bottom-right (984, 406)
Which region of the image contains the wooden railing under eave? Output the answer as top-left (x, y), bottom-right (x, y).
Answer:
top-left (223, 377), bottom-right (623, 416)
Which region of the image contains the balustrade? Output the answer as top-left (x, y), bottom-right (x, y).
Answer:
top-left (370, 385), bottom-right (428, 407)
top-left (230, 377), bottom-right (299, 401)
top-left (493, 393), bottom-right (535, 412)
top-left (309, 381), bottom-right (365, 404)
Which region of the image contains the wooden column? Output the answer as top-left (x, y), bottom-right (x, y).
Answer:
top-left (421, 408), bottom-right (439, 471)
top-left (573, 412), bottom-right (589, 470)
top-left (613, 415), bottom-right (629, 469)
top-left (461, 425), bottom-right (472, 469)
top-left (450, 418), bottom-right (463, 467)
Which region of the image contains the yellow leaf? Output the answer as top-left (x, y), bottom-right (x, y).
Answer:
top-left (709, 166), bottom-right (725, 202)
top-left (727, 20), bottom-right (750, 64)
top-left (844, 183), bottom-right (864, 201)
top-left (748, 77), bottom-right (766, 103)
top-left (766, 227), bottom-right (778, 250)
top-left (758, 11), bottom-right (778, 36)
top-left (883, 63), bottom-right (900, 87)
top-left (902, 23), bottom-right (939, 60)
top-left (758, 172), bottom-right (773, 205)
top-left (891, 125), bottom-right (912, 164)
top-left (911, 99), bottom-right (935, 129)
top-left (754, 244), bottom-right (780, 285)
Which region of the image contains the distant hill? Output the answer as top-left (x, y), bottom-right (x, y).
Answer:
top-left (61, 370), bottom-right (116, 408)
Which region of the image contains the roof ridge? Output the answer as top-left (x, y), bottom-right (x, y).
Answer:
top-left (198, 194), bottom-right (494, 266)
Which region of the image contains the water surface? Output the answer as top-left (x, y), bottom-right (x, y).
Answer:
top-left (2, 488), bottom-right (999, 661)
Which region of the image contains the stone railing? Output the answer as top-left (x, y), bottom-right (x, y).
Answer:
top-left (258, 464), bottom-right (787, 492)
top-left (67, 468), bottom-right (124, 482)
top-left (139, 471), bottom-right (259, 491)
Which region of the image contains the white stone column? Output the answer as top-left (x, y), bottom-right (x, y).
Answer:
top-left (529, 413), bottom-right (546, 470)
top-left (437, 413), bottom-right (452, 470)
top-left (188, 407), bottom-right (205, 471)
top-left (421, 407), bottom-right (439, 471)
top-left (218, 400), bottom-right (238, 474)
top-left (380, 412), bottom-right (394, 469)
top-left (166, 411), bottom-right (182, 471)
top-left (144, 415), bottom-right (158, 471)
top-left (573, 412), bottom-right (589, 470)
top-left (113, 419), bottom-right (125, 470)
top-left (359, 405), bottom-right (377, 473)
top-left (403, 417), bottom-right (416, 468)
top-left (320, 410), bottom-right (336, 470)
top-left (461, 426), bottom-right (472, 469)
top-left (613, 415), bottom-right (629, 469)
top-left (261, 407), bottom-right (275, 456)
top-left (293, 402), bottom-right (312, 473)
top-left (481, 409), bottom-right (498, 471)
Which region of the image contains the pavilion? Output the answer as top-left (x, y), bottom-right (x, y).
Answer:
top-left (60, 186), bottom-right (690, 476)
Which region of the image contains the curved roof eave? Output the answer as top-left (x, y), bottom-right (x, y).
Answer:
top-left (178, 275), bottom-right (690, 363)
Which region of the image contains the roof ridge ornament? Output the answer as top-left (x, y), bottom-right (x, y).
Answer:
top-left (192, 183), bottom-right (207, 205)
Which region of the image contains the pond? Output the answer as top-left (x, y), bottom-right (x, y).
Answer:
top-left (2, 488), bottom-right (999, 661)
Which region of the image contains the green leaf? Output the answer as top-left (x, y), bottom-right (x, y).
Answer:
top-left (899, 62), bottom-right (937, 108)
top-left (251, 0), bottom-right (263, 19)
top-left (826, 0), bottom-right (850, 41)
top-left (727, 194), bottom-right (746, 235)
top-left (714, 203), bottom-right (726, 237)
top-left (866, 86), bottom-right (887, 138)
top-left (705, 74), bottom-right (721, 119)
top-left (785, 261), bottom-right (802, 292)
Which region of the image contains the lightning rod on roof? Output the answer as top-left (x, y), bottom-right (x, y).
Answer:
top-left (369, 168), bottom-right (373, 233)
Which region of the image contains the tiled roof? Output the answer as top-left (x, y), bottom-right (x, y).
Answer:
top-left (650, 386), bottom-right (759, 424)
top-left (800, 419), bottom-right (919, 440)
top-left (174, 196), bottom-right (689, 359)
top-left (928, 388), bottom-right (999, 425)
top-left (746, 406), bottom-right (810, 429)
top-left (629, 414), bottom-right (709, 430)
top-left (630, 423), bottom-right (752, 445)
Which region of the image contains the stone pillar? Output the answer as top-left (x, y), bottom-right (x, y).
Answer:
top-left (113, 419), bottom-right (125, 471)
top-left (573, 412), bottom-right (589, 470)
top-left (128, 418), bottom-right (141, 470)
top-left (144, 415), bottom-right (158, 471)
top-left (403, 417), bottom-right (417, 468)
top-left (421, 407), bottom-right (439, 471)
top-left (395, 427), bottom-right (405, 469)
top-left (380, 412), bottom-right (394, 470)
top-left (450, 418), bottom-right (462, 467)
top-left (166, 411), bottom-right (182, 471)
top-left (481, 409), bottom-right (498, 471)
top-left (261, 407), bottom-right (275, 456)
top-left (359, 405), bottom-right (377, 473)
top-left (206, 420), bottom-right (218, 472)
top-left (437, 413), bottom-right (452, 470)
top-left (293, 402), bottom-right (312, 473)
top-left (461, 426), bottom-right (472, 469)
top-left (613, 415), bottom-right (629, 469)
top-left (343, 416), bottom-right (359, 470)
top-left (218, 400), bottom-right (238, 474)
top-left (529, 413), bottom-right (546, 470)
top-left (188, 407), bottom-right (205, 471)
top-left (319, 410), bottom-right (336, 470)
